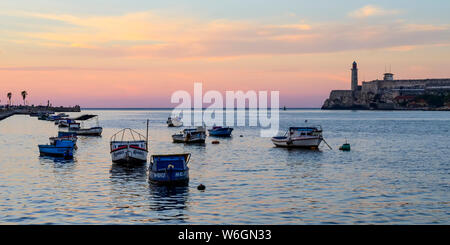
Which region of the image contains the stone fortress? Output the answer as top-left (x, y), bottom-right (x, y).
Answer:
top-left (321, 61), bottom-right (450, 110)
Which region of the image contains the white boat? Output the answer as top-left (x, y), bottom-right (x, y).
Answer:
top-left (167, 116), bottom-right (183, 127)
top-left (75, 127), bottom-right (103, 136)
top-left (172, 126), bottom-right (206, 143)
top-left (68, 116), bottom-right (102, 136)
top-left (110, 120), bottom-right (149, 164)
top-left (271, 126), bottom-right (323, 148)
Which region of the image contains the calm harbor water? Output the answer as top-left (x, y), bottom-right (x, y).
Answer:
top-left (0, 109), bottom-right (449, 224)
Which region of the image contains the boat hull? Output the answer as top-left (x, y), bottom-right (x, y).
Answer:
top-left (111, 147), bottom-right (148, 165)
top-left (38, 144), bottom-right (74, 158)
top-left (70, 127), bottom-right (103, 136)
top-left (172, 134), bottom-right (206, 143)
top-left (149, 154), bottom-right (190, 186)
top-left (148, 170), bottom-right (189, 186)
top-left (208, 127), bottom-right (233, 137)
top-left (272, 136), bottom-right (322, 148)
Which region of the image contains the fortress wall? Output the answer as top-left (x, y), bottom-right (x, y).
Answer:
top-left (361, 81), bottom-right (378, 94)
top-left (329, 90), bottom-right (353, 100)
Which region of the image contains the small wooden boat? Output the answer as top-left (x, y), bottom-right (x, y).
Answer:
top-left (73, 127), bottom-right (103, 136)
top-left (49, 132), bottom-right (77, 145)
top-left (148, 153), bottom-right (191, 186)
top-left (38, 139), bottom-right (75, 159)
top-left (271, 126), bottom-right (324, 148)
top-left (208, 126), bottom-right (233, 137)
top-left (110, 121), bottom-right (149, 165)
top-left (68, 116), bottom-right (102, 136)
top-left (172, 126), bottom-right (206, 143)
top-left (167, 116), bottom-right (183, 127)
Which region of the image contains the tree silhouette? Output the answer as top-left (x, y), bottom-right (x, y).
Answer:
top-left (21, 91), bottom-right (28, 106)
top-left (7, 92), bottom-right (12, 106)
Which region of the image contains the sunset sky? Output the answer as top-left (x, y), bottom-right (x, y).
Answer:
top-left (1, 0), bottom-right (449, 107)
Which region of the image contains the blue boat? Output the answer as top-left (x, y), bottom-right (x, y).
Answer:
top-left (208, 126), bottom-right (233, 137)
top-left (38, 139), bottom-right (75, 159)
top-left (149, 154), bottom-right (191, 186)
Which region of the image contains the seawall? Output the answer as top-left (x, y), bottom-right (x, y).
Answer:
top-left (0, 105), bottom-right (81, 121)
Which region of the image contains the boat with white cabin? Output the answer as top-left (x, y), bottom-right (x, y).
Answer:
top-left (110, 120), bottom-right (149, 165)
top-left (172, 126), bottom-right (206, 143)
top-left (68, 115), bottom-right (102, 136)
top-left (271, 126), bottom-right (324, 148)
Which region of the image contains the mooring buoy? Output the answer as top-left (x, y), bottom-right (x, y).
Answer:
top-left (197, 184), bottom-right (206, 191)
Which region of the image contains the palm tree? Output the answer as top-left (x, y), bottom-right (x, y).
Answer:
top-left (21, 91), bottom-right (28, 106)
top-left (7, 92), bottom-right (12, 106)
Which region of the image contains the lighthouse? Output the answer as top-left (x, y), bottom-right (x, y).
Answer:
top-left (351, 61), bottom-right (358, 91)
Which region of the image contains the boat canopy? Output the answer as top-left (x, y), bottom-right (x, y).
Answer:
top-left (70, 114), bottom-right (98, 121)
top-left (150, 153), bottom-right (191, 170)
top-left (110, 128), bottom-right (147, 142)
top-left (289, 126), bottom-right (322, 131)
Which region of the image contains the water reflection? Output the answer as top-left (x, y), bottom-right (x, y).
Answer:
top-left (110, 163), bottom-right (148, 182)
top-left (148, 185), bottom-right (189, 222)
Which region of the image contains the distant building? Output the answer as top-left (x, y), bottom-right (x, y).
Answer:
top-left (322, 62), bottom-right (450, 110)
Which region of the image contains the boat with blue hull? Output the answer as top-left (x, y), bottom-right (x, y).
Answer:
top-left (208, 126), bottom-right (233, 137)
top-left (148, 153), bottom-right (191, 186)
top-left (38, 139), bottom-right (75, 159)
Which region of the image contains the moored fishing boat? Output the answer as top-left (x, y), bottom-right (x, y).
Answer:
top-left (49, 132), bottom-right (77, 145)
top-left (271, 126), bottom-right (324, 148)
top-left (73, 127), bottom-right (103, 136)
top-left (172, 126), bottom-right (206, 143)
top-left (38, 139), bottom-right (75, 159)
top-left (68, 115), bottom-right (102, 136)
top-left (148, 153), bottom-right (191, 186)
top-left (167, 116), bottom-right (183, 127)
top-left (110, 120), bottom-right (149, 165)
top-left (208, 126), bottom-right (233, 137)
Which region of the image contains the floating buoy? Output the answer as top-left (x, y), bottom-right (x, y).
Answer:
top-left (339, 143), bottom-right (351, 151)
top-left (197, 184), bottom-right (206, 191)
top-left (212, 140), bottom-right (220, 144)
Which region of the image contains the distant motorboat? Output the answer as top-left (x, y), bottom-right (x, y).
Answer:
top-left (110, 121), bottom-right (149, 165)
top-left (271, 126), bottom-right (323, 148)
top-left (172, 126), bottom-right (206, 143)
top-left (208, 126), bottom-right (233, 137)
top-left (38, 139), bottom-right (75, 159)
top-left (148, 153), bottom-right (191, 186)
top-left (167, 116), bottom-right (183, 127)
